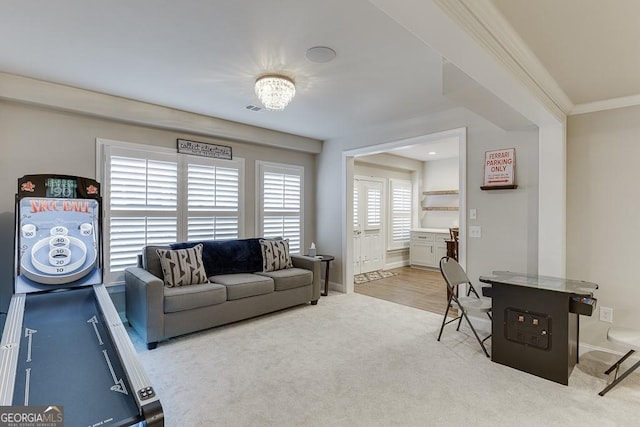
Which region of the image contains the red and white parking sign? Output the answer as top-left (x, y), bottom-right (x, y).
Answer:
top-left (483, 148), bottom-right (515, 186)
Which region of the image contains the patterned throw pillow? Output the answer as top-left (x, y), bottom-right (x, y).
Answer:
top-left (260, 239), bottom-right (293, 272)
top-left (156, 243), bottom-right (209, 287)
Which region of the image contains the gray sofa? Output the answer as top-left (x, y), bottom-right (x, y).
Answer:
top-left (125, 238), bottom-right (321, 349)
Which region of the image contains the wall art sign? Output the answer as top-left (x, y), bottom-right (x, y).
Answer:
top-left (177, 139), bottom-right (232, 160)
top-left (483, 148), bottom-right (516, 188)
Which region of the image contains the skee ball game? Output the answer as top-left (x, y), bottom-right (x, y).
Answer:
top-left (0, 174), bottom-right (163, 426)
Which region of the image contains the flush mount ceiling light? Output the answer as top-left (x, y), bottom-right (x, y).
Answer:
top-left (254, 75), bottom-right (296, 111)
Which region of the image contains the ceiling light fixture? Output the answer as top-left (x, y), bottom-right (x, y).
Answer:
top-left (254, 75), bottom-right (296, 111)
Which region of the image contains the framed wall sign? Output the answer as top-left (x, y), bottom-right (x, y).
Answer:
top-left (482, 148), bottom-right (517, 190)
top-left (177, 138), bottom-right (233, 160)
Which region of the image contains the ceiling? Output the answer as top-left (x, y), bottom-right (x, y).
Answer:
top-left (491, 0), bottom-right (640, 107)
top-left (0, 0), bottom-right (455, 142)
top-left (366, 136), bottom-right (460, 163)
top-left (0, 1), bottom-right (638, 144)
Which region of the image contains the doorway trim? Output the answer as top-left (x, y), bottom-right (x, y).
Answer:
top-left (342, 127), bottom-right (467, 294)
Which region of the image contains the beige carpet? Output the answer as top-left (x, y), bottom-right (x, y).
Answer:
top-left (130, 293), bottom-right (640, 426)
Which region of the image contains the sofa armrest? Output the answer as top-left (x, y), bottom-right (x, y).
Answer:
top-left (125, 267), bottom-right (165, 347)
top-left (291, 254), bottom-right (322, 302)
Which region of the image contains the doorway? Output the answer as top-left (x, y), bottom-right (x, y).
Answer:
top-left (353, 177), bottom-right (385, 275)
top-left (342, 127), bottom-right (467, 295)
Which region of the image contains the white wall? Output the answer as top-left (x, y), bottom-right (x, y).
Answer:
top-left (567, 105), bottom-right (640, 350)
top-left (422, 157), bottom-right (459, 229)
top-left (465, 127), bottom-right (539, 280)
top-left (316, 107), bottom-right (539, 291)
top-left (0, 100), bottom-right (318, 312)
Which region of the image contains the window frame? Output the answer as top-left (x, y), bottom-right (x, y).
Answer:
top-left (388, 178), bottom-right (412, 250)
top-left (256, 160), bottom-right (304, 254)
top-left (97, 138), bottom-right (245, 285)
top-left (181, 154), bottom-right (245, 242)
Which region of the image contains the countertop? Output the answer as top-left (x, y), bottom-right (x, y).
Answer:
top-left (410, 228), bottom-right (450, 234)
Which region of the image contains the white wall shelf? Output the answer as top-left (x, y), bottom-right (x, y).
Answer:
top-left (422, 189), bottom-right (459, 211)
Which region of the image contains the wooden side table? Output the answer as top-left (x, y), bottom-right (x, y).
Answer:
top-left (314, 255), bottom-right (334, 296)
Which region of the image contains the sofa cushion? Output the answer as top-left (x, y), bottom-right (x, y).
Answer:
top-left (142, 245), bottom-right (169, 279)
top-left (156, 243), bottom-right (209, 287)
top-left (256, 268), bottom-right (313, 291)
top-left (210, 273), bottom-right (274, 300)
top-left (259, 239), bottom-right (293, 272)
top-left (164, 282), bottom-right (227, 313)
top-left (171, 239), bottom-right (264, 276)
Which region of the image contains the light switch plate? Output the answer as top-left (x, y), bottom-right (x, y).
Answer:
top-left (469, 226), bottom-right (482, 238)
top-left (470, 208), bottom-right (477, 219)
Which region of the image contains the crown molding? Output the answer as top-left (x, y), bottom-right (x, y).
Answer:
top-left (0, 72), bottom-right (322, 154)
top-left (571, 93), bottom-right (640, 115)
top-left (434, 0), bottom-right (573, 121)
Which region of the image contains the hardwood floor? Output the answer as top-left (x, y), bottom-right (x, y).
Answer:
top-left (355, 266), bottom-right (454, 317)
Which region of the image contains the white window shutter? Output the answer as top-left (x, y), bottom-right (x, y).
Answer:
top-left (390, 179), bottom-right (412, 249)
top-left (107, 154), bottom-right (178, 278)
top-left (186, 162), bottom-right (240, 241)
top-left (259, 163), bottom-right (303, 253)
top-left (366, 187), bottom-right (382, 229)
top-left (353, 185), bottom-right (359, 228)
top-left (101, 141), bottom-right (244, 285)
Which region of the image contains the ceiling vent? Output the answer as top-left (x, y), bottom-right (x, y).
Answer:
top-left (245, 104), bottom-right (263, 112)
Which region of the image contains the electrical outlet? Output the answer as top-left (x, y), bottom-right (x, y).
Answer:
top-left (469, 226), bottom-right (482, 238)
top-left (600, 306), bottom-right (613, 323)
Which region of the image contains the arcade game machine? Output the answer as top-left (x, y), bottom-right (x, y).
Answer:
top-left (0, 175), bottom-right (163, 426)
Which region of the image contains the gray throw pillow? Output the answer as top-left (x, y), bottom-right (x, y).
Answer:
top-left (260, 239), bottom-right (293, 272)
top-left (156, 243), bottom-right (209, 287)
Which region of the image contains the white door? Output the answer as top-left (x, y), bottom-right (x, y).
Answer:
top-left (353, 178), bottom-right (384, 274)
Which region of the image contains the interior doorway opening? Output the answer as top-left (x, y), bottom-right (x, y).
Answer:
top-left (342, 128), bottom-right (467, 301)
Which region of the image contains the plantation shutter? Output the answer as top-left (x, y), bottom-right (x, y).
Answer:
top-left (187, 162), bottom-right (239, 241)
top-left (259, 163), bottom-right (303, 253)
top-left (390, 179), bottom-right (412, 249)
top-left (365, 186), bottom-right (382, 230)
top-left (353, 184), bottom-right (360, 228)
top-left (106, 150), bottom-right (178, 283)
top-left (100, 140), bottom-right (244, 286)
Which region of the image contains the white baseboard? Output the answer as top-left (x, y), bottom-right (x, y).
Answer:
top-left (328, 281), bottom-right (345, 294)
top-left (578, 342), bottom-right (638, 362)
top-left (384, 260), bottom-right (410, 270)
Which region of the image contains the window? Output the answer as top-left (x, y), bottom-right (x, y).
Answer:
top-left (257, 162), bottom-right (303, 253)
top-left (186, 158), bottom-right (240, 241)
top-left (365, 185), bottom-right (382, 230)
top-left (353, 184), bottom-right (359, 228)
top-left (99, 139), bottom-right (243, 284)
top-left (389, 179), bottom-right (412, 249)
top-left (106, 148), bottom-right (178, 283)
